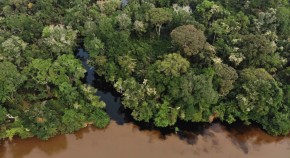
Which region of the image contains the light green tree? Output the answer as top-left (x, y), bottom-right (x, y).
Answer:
top-left (147, 8), bottom-right (173, 36)
top-left (155, 53), bottom-right (190, 77)
top-left (1, 36), bottom-right (27, 64)
top-left (41, 25), bottom-right (77, 56)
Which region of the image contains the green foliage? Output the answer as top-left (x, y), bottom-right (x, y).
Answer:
top-left (22, 103), bottom-right (61, 140)
top-left (1, 0), bottom-right (290, 139)
top-left (89, 108), bottom-right (110, 128)
top-left (240, 68), bottom-right (274, 81)
top-left (154, 101), bottom-right (178, 127)
top-left (1, 36), bottom-right (27, 64)
top-left (5, 14), bottom-right (44, 41)
top-left (209, 12), bottom-right (250, 37)
top-left (155, 53), bottom-right (190, 77)
top-left (171, 4), bottom-right (193, 27)
top-left (14, 54), bottom-right (109, 139)
top-left (84, 37), bottom-right (105, 58)
top-left (96, 0), bottom-right (121, 15)
top-left (0, 106), bottom-right (7, 124)
top-left (195, 0), bottom-right (229, 26)
top-left (0, 62), bottom-right (26, 103)
top-left (5, 120), bottom-right (31, 140)
top-left (236, 69), bottom-right (283, 121)
top-left (131, 101), bottom-right (154, 122)
top-left (276, 6), bottom-right (290, 37)
top-left (116, 13), bottom-right (132, 30)
top-left (236, 80), bottom-right (283, 119)
top-left (49, 54), bottom-right (86, 86)
top-left (41, 25), bottom-right (78, 56)
top-left (170, 25), bottom-right (207, 56)
top-left (215, 67), bottom-right (287, 135)
top-left (191, 69), bottom-right (219, 110)
top-left (114, 77), bottom-right (158, 122)
top-left (62, 109), bottom-right (85, 133)
top-left (214, 63), bottom-right (238, 96)
top-left (23, 59), bottom-right (52, 84)
top-left (147, 8), bottom-right (173, 36)
top-left (117, 55), bottom-right (137, 77)
top-left (236, 34), bottom-right (283, 71)
top-left (261, 111), bottom-right (290, 136)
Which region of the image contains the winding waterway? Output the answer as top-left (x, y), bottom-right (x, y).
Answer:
top-left (0, 49), bottom-right (289, 158)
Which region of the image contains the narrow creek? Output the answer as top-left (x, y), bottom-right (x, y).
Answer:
top-left (0, 49), bottom-right (289, 158)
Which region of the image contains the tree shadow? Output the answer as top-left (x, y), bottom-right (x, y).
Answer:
top-left (224, 122), bottom-right (290, 153)
top-left (86, 54), bottom-right (290, 154)
top-left (74, 126), bottom-right (91, 140)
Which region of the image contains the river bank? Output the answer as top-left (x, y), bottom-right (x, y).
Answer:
top-left (1, 120), bottom-right (289, 158)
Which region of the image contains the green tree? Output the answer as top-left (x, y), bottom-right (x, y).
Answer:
top-left (40, 25), bottom-right (78, 57)
top-left (1, 36), bottom-right (27, 65)
top-left (0, 106), bottom-right (7, 124)
top-left (170, 25), bottom-right (207, 57)
top-left (154, 101), bottom-right (178, 127)
top-left (155, 53), bottom-right (190, 77)
top-left (5, 14), bottom-right (44, 41)
top-left (0, 62), bottom-right (26, 103)
top-left (147, 8), bottom-right (173, 36)
top-left (96, 0), bottom-right (121, 15)
top-left (277, 6), bottom-right (290, 37)
top-left (114, 77), bottom-right (158, 122)
top-left (214, 63), bottom-right (238, 96)
top-left (195, 0), bottom-right (229, 26)
top-left (88, 108), bottom-right (110, 128)
top-left (116, 13), bottom-right (132, 30)
top-left (236, 34), bottom-right (283, 71)
top-left (228, 68), bottom-right (285, 134)
top-left (62, 109), bottom-right (85, 133)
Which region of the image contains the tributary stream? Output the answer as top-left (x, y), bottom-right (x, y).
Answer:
top-left (0, 49), bottom-right (289, 158)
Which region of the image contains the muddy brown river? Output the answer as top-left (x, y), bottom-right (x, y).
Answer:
top-left (1, 49), bottom-right (289, 158)
top-left (0, 121), bottom-right (290, 158)
top-left (0, 90), bottom-right (289, 158)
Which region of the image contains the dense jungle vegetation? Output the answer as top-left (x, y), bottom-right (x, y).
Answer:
top-left (0, 0), bottom-right (290, 140)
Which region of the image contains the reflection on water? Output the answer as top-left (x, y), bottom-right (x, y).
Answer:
top-left (77, 48), bottom-right (126, 125)
top-left (1, 121), bottom-right (289, 158)
top-left (1, 49), bottom-right (289, 158)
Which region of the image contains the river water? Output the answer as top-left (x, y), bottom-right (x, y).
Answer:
top-left (0, 89), bottom-right (289, 158)
top-left (0, 49), bottom-right (289, 158)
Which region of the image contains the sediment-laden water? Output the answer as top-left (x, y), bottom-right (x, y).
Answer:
top-left (1, 49), bottom-right (289, 158)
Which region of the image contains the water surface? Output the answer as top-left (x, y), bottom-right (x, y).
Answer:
top-left (1, 49), bottom-right (289, 158)
top-left (1, 117), bottom-right (290, 158)
top-left (1, 88), bottom-right (289, 158)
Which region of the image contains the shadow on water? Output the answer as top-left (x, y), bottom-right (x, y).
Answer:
top-left (2, 48), bottom-right (287, 158)
top-left (77, 48), bottom-right (290, 152)
top-left (76, 48), bottom-right (126, 125)
top-left (73, 126), bottom-right (92, 140)
top-left (94, 78), bottom-right (126, 125)
top-left (224, 122), bottom-right (290, 153)
top-left (77, 49), bottom-right (208, 134)
top-left (77, 48), bottom-right (180, 135)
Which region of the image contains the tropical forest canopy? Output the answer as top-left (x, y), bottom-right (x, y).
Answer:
top-left (0, 0), bottom-right (290, 140)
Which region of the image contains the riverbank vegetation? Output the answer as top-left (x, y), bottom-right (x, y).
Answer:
top-left (0, 0), bottom-right (290, 140)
